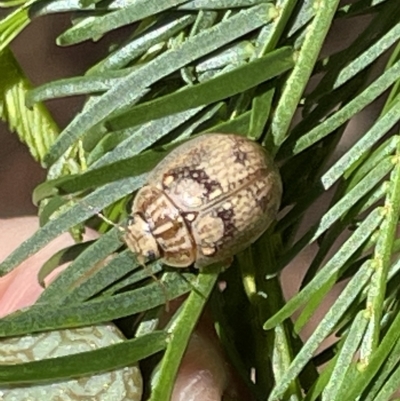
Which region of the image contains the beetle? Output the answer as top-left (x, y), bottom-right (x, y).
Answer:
top-left (123, 133), bottom-right (282, 268)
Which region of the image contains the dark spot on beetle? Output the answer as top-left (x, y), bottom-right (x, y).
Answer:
top-left (146, 250), bottom-right (157, 261)
top-left (232, 148), bottom-right (248, 165)
top-left (253, 174), bottom-right (273, 212)
top-left (188, 146), bottom-right (209, 163)
top-left (163, 167), bottom-right (222, 199)
top-left (231, 138), bottom-right (249, 165)
top-left (216, 207), bottom-right (236, 245)
top-left (256, 194), bottom-right (270, 212)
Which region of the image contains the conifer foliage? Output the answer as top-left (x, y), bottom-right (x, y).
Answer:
top-left (1, 1), bottom-right (400, 400)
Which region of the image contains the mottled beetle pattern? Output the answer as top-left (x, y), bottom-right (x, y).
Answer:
top-left (123, 133), bottom-right (282, 268)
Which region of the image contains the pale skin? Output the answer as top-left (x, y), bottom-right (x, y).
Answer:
top-left (0, 216), bottom-right (247, 401)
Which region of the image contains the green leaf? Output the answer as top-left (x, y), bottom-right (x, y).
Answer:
top-left (249, 85), bottom-right (274, 140)
top-left (203, 110), bottom-right (251, 135)
top-left (0, 48), bottom-right (58, 163)
top-left (362, 140), bottom-right (400, 360)
top-left (308, 2), bottom-right (399, 106)
top-left (343, 310), bottom-right (400, 400)
top-left (26, 68), bottom-right (142, 107)
top-left (313, 157), bottom-right (393, 240)
top-left (362, 336), bottom-right (400, 401)
top-left (268, 263), bottom-right (373, 401)
top-left (100, 257), bottom-right (163, 297)
top-left (322, 312), bottom-right (368, 401)
top-left (269, 0), bottom-right (341, 148)
top-left (57, 0), bottom-right (190, 45)
top-left (292, 58), bottom-right (400, 155)
top-left (89, 14), bottom-right (197, 73)
top-left (344, 135), bottom-right (398, 188)
top-left (149, 268), bottom-right (219, 401)
top-left (326, 18), bottom-right (400, 93)
top-left (91, 108), bottom-right (203, 168)
top-left (178, 0), bottom-right (267, 10)
top-left (38, 228), bottom-right (123, 303)
top-left (28, 0), bottom-right (97, 15)
top-left (0, 331), bottom-right (167, 384)
top-left (43, 3), bottom-right (275, 166)
top-left (322, 96), bottom-right (400, 189)
top-left (0, 272), bottom-right (193, 337)
top-left (264, 209), bottom-right (383, 330)
top-left (373, 365), bottom-right (400, 401)
top-left (37, 241), bottom-right (95, 286)
top-left (0, 176), bottom-right (145, 276)
top-left (107, 47), bottom-right (294, 131)
top-left (0, 6), bottom-right (30, 52)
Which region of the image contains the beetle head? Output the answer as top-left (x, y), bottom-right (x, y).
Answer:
top-left (123, 213), bottom-right (160, 265)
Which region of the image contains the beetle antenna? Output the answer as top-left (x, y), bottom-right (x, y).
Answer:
top-left (139, 262), bottom-right (170, 312)
top-left (65, 194), bottom-right (126, 233)
top-left (86, 204), bottom-right (125, 233)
